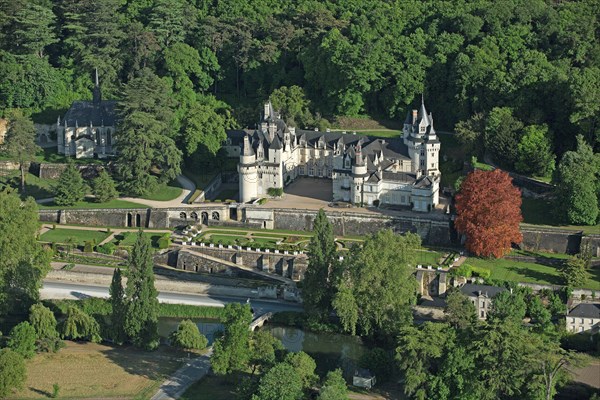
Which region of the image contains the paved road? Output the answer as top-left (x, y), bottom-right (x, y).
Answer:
top-left (150, 348), bottom-right (213, 400)
top-left (41, 281), bottom-right (303, 315)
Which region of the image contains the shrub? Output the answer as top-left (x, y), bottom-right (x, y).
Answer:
top-left (52, 383), bottom-right (60, 399)
top-left (267, 187), bottom-right (283, 197)
top-left (471, 265), bottom-right (491, 278)
top-left (8, 322), bottom-right (36, 359)
top-left (258, 198), bottom-right (268, 205)
top-left (158, 234), bottom-right (171, 249)
top-left (452, 263), bottom-right (472, 278)
top-left (0, 349), bottom-right (26, 398)
top-left (96, 242), bottom-right (116, 255)
top-left (169, 319), bottom-right (208, 350)
top-left (83, 241), bottom-right (93, 253)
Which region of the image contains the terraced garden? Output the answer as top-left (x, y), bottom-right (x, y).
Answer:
top-left (39, 228), bottom-right (110, 246)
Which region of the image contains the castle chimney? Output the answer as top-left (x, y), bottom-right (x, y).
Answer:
top-left (412, 109), bottom-right (418, 124)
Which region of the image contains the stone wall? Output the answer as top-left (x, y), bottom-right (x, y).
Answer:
top-left (36, 163), bottom-right (104, 180)
top-left (270, 208), bottom-right (452, 245)
top-left (520, 228), bottom-right (583, 254)
top-left (0, 160), bottom-right (20, 175)
top-left (164, 247), bottom-right (308, 281)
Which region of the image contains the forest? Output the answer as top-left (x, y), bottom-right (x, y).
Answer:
top-left (0, 0), bottom-right (599, 216)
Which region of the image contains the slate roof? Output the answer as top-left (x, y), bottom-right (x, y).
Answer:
top-left (63, 100), bottom-right (117, 127)
top-left (568, 303), bottom-right (600, 319)
top-left (459, 284), bottom-right (506, 298)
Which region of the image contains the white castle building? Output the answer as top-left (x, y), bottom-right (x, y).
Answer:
top-left (228, 100), bottom-right (441, 211)
top-left (57, 71), bottom-right (116, 159)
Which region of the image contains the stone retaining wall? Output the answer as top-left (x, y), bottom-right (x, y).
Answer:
top-left (164, 247), bottom-right (308, 281)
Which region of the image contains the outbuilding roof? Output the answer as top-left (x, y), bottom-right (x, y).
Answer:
top-left (568, 303), bottom-right (600, 319)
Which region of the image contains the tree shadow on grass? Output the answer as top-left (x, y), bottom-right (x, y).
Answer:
top-left (28, 387), bottom-right (52, 397)
top-left (513, 267), bottom-right (562, 286)
top-left (100, 344), bottom-right (186, 382)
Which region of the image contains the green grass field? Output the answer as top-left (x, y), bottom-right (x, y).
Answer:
top-left (113, 232), bottom-right (164, 247)
top-left (40, 228), bottom-right (110, 246)
top-left (415, 250), bottom-right (444, 266)
top-left (140, 181), bottom-right (183, 201)
top-left (39, 198), bottom-right (146, 209)
top-left (521, 197), bottom-right (600, 234)
top-left (468, 257), bottom-right (600, 290)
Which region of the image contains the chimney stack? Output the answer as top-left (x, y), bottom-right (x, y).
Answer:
top-left (412, 109), bottom-right (418, 124)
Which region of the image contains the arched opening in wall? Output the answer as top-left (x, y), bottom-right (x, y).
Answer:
top-left (106, 129), bottom-right (112, 144)
top-left (136, 214), bottom-right (141, 227)
top-left (229, 207), bottom-right (237, 220)
top-left (127, 213), bottom-right (133, 227)
top-left (201, 212), bottom-right (209, 225)
top-left (212, 211), bottom-right (220, 221)
top-left (180, 212), bottom-right (187, 220)
top-left (190, 212), bottom-right (198, 221)
top-left (263, 221), bottom-right (266, 228)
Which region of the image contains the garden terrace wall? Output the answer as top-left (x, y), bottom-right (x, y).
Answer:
top-left (163, 247), bottom-right (308, 281)
top-left (269, 208), bottom-right (453, 246)
top-left (520, 228), bottom-right (582, 254)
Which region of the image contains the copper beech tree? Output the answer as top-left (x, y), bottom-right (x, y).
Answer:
top-left (455, 169), bottom-right (523, 258)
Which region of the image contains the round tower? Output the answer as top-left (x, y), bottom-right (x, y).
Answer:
top-left (351, 144), bottom-right (367, 205)
top-left (239, 135), bottom-right (258, 203)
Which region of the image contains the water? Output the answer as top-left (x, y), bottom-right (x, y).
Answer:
top-left (265, 325), bottom-right (367, 377)
top-left (157, 318), bottom-right (367, 376)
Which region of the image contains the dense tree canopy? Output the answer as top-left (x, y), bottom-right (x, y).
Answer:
top-left (0, 191), bottom-right (50, 314)
top-left (0, 0), bottom-right (597, 165)
top-left (333, 229), bottom-right (419, 336)
top-left (455, 169), bottom-right (523, 258)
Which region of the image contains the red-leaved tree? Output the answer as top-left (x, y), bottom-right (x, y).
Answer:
top-left (455, 169), bottom-right (523, 258)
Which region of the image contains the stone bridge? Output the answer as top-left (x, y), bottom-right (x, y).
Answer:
top-left (250, 312), bottom-right (273, 331)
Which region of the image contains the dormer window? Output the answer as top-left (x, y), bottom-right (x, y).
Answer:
top-left (344, 158), bottom-right (350, 169)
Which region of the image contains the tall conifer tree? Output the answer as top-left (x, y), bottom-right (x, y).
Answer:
top-left (125, 232), bottom-right (159, 350)
top-left (109, 268), bottom-right (127, 344)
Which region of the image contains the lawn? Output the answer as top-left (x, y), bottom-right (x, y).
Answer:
top-left (40, 228), bottom-right (110, 246)
top-left (113, 232), bottom-right (165, 247)
top-left (140, 181), bottom-right (183, 201)
top-left (12, 341), bottom-right (184, 399)
top-left (180, 375), bottom-right (237, 400)
top-left (415, 250), bottom-right (444, 266)
top-left (0, 171), bottom-right (56, 199)
top-left (521, 197), bottom-right (600, 235)
top-left (39, 198), bottom-right (146, 209)
top-left (467, 257), bottom-right (600, 291)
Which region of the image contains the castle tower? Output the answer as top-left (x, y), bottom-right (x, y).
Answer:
top-left (238, 135), bottom-right (258, 203)
top-left (351, 143), bottom-right (367, 205)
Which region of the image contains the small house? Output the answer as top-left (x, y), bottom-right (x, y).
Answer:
top-left (459, 283), bottom-right (506, 320)
top-left (353, 368), bottom-right (376, 389)
top-left (566, 303), bottom-right (600, 334)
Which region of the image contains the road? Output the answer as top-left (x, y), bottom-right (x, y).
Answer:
top-left (41, 281), bottom-right (303, 316)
